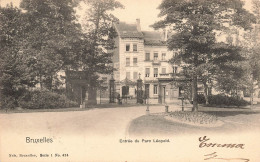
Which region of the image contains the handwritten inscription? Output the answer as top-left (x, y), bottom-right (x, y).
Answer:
top-left (204, 152), bottom-right (250, 162)
top-left (199, 136), bottom-right (245, 149)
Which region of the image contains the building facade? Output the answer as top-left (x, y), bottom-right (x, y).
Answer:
top-left (112, 19), bottom-right (185, 103)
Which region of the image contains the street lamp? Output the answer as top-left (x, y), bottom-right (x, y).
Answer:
top-left (180, 90), bottom-right (184, 111)
top-left (143, 74), bottom-right (150, 115)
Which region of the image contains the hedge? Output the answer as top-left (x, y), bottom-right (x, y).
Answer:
top-left (197, 94), bottom-right (249, 107)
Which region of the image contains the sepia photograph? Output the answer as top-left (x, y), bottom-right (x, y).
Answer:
top-left (0, 0), bottom-right (260, 161)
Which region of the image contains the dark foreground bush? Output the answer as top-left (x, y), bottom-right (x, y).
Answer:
top-left (208, 94), bottom-right (249, 107)
top-left (196, 94), bottom-right (249, 107)
top-left (197, 94), bottom-right (206, 104)
top-left (18, 90), bottom-right (79, 109)
top-left (0, 96), bottom-right (17, 109)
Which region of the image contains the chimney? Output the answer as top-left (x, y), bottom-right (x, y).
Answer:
top-left (136, 18), bottom-right (141, 32)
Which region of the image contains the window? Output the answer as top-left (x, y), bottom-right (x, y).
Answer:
top-left (133, 44), bottom-right (137, 52)
top-left (126, 44), bottom-right (130, 51)
top-left (126, 58), bottom-right (130, 66)
top-left (133, 72), bottom-right (138, 80)
top-left (126, 72), bottom-right (131, 79)
top-left (162, 53), bottom-right (166, 60)
top-left (154, 53), bottom-right (158, 60)
top-left (154, 68), bottom-right (158, 77)
top-left (133, 58), bottom-right (138, 66)
top-left (145, 68), bottom-right (150, 77)
top-left (145, 53), bottom-right (150, 61)
top-left (162, 68), bottom-right (166, 74)
top-left (154, 85), bottom-right (158, 94)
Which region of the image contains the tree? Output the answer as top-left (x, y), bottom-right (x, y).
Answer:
top-left (19, 0), bottom-right (82, 90)
top-left (152, 0), bottom-right (255, 111)
top-left (80, 0), bottom-right (123, 105)
top-left (0, 4), bottom-right (34, 108)
top-left (236, 0), bottom-right (260, 106)
top-left (0, 1), bottom-right (83, 108)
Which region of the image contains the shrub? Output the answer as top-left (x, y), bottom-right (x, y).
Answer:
top-left (18, 90), bottom-right (79, 109)
top-left (0, 96), bottom-right (17, 109)
top-left (0, 88), bottom-right (27, 109)
top-left (197, 94), bottom-right (206, 104)
top-left (196, 94), bottom-right (249, 107)
top-left (208, 94), bottom-right (249, 107)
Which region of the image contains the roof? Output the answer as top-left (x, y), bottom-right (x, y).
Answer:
top-left (114, 22), bottom-right (143, 39)
top-left (142, 31), bottom-right (167, 46)
top-left (114, 21), bottom-right (167, 46)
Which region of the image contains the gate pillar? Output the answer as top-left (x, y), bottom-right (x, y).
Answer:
top-left (109, 75), bottom-right (115, 103)
top-left (137, 74), bottom-right (143, 104)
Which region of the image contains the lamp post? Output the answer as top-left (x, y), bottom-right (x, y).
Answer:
top-left (146, 86), bottom-right (150, 115)
top-left (143, 74), bottom-right (149, 115)
top-left (180, 90), bottom-right (184, 111)
top-left (146, 98), bottom-right (150, 115)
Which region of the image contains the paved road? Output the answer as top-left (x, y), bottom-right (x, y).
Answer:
top-left (0, 105), bottom-right (182, 138)
top-left (1, 105), bottom-right (259, 162)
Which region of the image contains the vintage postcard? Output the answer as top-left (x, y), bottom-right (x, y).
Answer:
top-left (0, 0), bottom-right (260, 161)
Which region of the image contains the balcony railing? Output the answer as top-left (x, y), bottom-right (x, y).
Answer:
top-left (159, 73), bottom-right (170, 77)
top-left (152, 60), bottom-right (161, 65)
top-left (159, 73), bottom-right (171, 78)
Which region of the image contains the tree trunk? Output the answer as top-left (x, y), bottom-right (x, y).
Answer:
top-left (250, 78), bottom-right (254, 108)
top-left (192, 52), bottom-right (198, 112)
top-left (192, 73), bottom-right (198, 111)
top-left (87, 77), bottom-right (97, 105)
top-left (39, 75), bottom-right (43, 90)
top-left (86, 5), bottom-right (100, 106)
top-left (203, 81), bottom-right (209, 105)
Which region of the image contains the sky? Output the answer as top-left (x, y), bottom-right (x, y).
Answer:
top-left (110, 0), bottom-right (161, 31)
top-left (0, 0), bottom-right (253, 31)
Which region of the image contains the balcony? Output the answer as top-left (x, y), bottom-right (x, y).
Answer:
top-left (152, 60), bottom-right (161, 66)
top-left (159, 73), bottom-right (171, 78)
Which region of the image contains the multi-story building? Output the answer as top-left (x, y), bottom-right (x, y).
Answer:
top-left (112, 19), bottom-right (185, 103)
